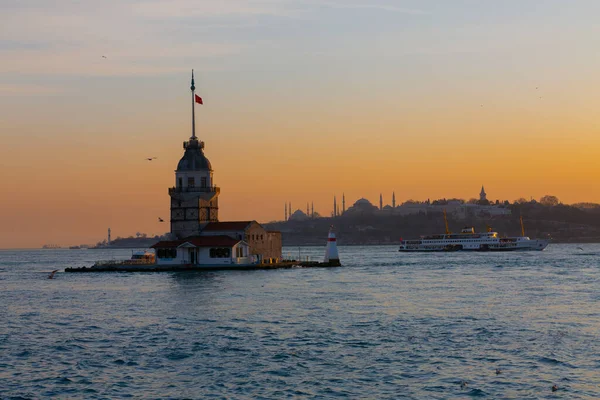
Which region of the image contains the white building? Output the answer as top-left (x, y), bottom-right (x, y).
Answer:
top-left (152, 236), bottom-right (253, 266)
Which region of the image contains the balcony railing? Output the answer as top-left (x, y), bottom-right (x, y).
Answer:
top-left (169, 185), bottom-right (220, 194)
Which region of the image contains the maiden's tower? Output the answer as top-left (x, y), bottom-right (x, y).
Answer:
top-left (164, 71), bottom-right (282, 263)
top-left (169, 71), bottom-right (219, 238)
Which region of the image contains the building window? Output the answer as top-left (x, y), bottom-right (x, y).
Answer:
top-left (157, 248), bottom-right (177, 258)
top-left (178, 178), bottom-right (182, 188)
top-left (201, 177), bottom-right (207, 188)
top-left (188, 177), bottom-right (195, 187)
top-left (210, 248), bottom-right (231, 258)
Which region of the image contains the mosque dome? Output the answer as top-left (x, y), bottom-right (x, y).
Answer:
top-left (346, 198), bottom-right (378, 214)
top-left (354, 198), bottom-right (373, 207)
top-left (289, 209), bottom-right (309, 221)
top-left (176, 139), bottom-right (212, 171)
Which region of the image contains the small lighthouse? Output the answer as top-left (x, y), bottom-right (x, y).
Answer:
top-left (324, 226), bottom-right (341, 266)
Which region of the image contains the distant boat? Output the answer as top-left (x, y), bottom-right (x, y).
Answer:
top-left (69, 246), bottom-right (81, 250)
top-left (42, 244), bottom-right (62, 249)
top-left (88, 250), bottom-right (156, 268)
top-left (398, 212), bottom-right (549, 252)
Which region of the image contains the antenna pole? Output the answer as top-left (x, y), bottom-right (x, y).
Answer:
top-left (191, 69), bottom-right (196, 140)
top-left (443, 209), bottom-right (451, 235)
top-left (520, 215), bottom-right (525, 237)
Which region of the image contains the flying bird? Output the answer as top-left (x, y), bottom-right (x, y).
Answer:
top-left (102, 55), bottom-right (107, 59)
top-left (145, 157), bottom-right (157, 161)
top-left (48, 270), bottom-right (58, 279)
top-left (158, 217), bottom-right (164, 222)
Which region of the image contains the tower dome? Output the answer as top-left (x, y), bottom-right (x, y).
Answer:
top-left (176, 139), bottom-right (212, 171)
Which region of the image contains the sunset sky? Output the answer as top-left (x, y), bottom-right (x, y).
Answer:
top-left (1, 0), bottom-right (600, 248)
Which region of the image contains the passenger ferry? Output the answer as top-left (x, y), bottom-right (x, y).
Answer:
top-left (398, 214), bottom-right (549, 252)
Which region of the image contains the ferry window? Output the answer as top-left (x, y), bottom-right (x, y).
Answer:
top-left (188, 177), bottom-right (195, 187)
top-left (201, 177), bottom-right (207, 188)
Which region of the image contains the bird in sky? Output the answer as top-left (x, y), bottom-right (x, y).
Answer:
top-left (145, 157), bottom-right (157, 161)
top-left (158, 217), bottom-right (164, 222)
top-left (48, 270), bottom-right (58, 279)
top-left (102, 55), bottom-right (107, 59)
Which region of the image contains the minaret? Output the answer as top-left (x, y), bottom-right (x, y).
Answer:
top-left (107, 228), bottom-right (111, 245)
top-left (392, 192), bottom-right (396, 208)
top-left (480, 185), bottom-right (487, 202)
top-left (307, 202), bottom-right (309, 216)
top-left (379, 193), bottom-right (383, 210)
top-left (285, 202), bottom-right (287, 221)
top-left (333, 196), bottom-right (337, 217)
top-left (311, 201), bottom-right (314, 218)
top-left (169, 70), bottom-right (219, 239)
top-left (342, 193), bottom-right (346, 214)
top-left (289, 202), bottom-right (291, 220)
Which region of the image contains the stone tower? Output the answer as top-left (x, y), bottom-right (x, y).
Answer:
top-left (169, 71), bottom-right (220, 239)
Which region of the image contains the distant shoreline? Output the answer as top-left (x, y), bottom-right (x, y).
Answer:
top-left (1, 241), bottom-right (599, 251)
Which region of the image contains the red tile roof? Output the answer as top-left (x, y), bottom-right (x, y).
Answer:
top-left (151, 235), bottom-right (242, 248)
top-left (150, 240), bottom-right (182, 249)
top-left (182, 235), bottom-right (241, 247)
top-left (202, 221), bottom-right (254, 232)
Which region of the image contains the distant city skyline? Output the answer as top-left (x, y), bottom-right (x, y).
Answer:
top-left (2, 0), bottom-right (600, 247)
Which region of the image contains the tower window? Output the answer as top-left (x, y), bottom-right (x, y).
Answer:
top-left (188, 177), bottom-right (195, 187)
top-left (201, 177), bottom-right (207, 188)
top-left (178, 178), bottom-right (182, 188)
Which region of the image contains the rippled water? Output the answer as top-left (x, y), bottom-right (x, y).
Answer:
top-left (2, 244), bottom-right (600, 399)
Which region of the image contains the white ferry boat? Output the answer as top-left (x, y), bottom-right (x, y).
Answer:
top-left (398, 215), bottom-right (549, 252)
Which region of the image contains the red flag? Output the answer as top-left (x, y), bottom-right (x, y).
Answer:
top-left (195, 94), bottom-right (203, 105)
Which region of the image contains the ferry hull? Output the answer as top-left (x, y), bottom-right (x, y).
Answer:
top-left (399, 240), bottom-right (549, 252)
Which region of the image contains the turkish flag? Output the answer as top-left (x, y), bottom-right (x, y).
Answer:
top-left (195, 94), bottom-right (203, 105)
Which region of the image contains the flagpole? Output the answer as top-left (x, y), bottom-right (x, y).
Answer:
top-left (191, 69), bottom-right (196, 140)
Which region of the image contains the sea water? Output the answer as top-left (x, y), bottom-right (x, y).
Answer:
top-left (1, 244), bottom-right (599, 399)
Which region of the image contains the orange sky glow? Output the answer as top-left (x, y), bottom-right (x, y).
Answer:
top-left (1, 0), bottom-right (600, 248)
